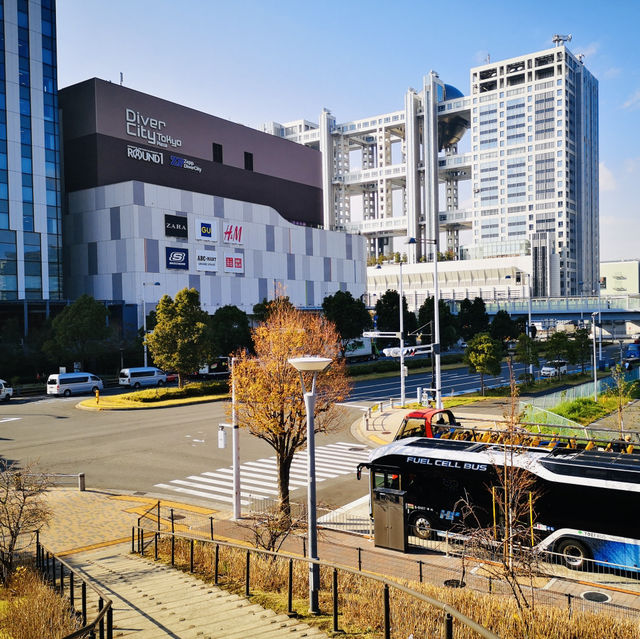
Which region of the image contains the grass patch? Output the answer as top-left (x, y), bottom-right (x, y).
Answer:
top-left (551, 396), bottom-right (621, 426)
top-left (0, 566), bottom-right (78, 638)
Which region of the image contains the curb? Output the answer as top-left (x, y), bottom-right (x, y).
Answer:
top-left (76, 395), bottom-right (228, 411)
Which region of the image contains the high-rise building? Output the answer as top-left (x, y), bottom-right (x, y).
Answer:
top-left (263, 42), bottom-right (599, 303)
top-left (0, 0), bottom-right (62, 307)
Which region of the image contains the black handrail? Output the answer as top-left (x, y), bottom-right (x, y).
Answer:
top-left (36, 534), bottom-right (113, 639)
top-left (133, 525), bottom-right (499, 639)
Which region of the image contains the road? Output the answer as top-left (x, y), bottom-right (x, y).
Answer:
top-left (0, 395), bottom-right (369, 512)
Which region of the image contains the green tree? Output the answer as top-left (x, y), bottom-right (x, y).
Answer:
top-left (417, 297), bottom-right (459, 350)
top-left (490, 310), bottom-right (518, 345)
top-left (43, 294), bottom-right (111, 369)
top-left (252, 296), bottom-right (294, 323)
top-left (374, 290), bottom-right (417, 337)
top-left (210, 305), bottom-right (252, 357)
top-left (514, 333), bottom-right (539, 381)
top-left (571, 328), bottom-right (592, 373)
top-left (463, 332), bottom-right (502, 395)
top-left (322, 290), bottom-right (372, 344)
top-left (145, 288), bottom-right (210, 387)
top-left (545, 331), bottom-right (571, 363)
top-left (457, 297), bottom-right (489, 341)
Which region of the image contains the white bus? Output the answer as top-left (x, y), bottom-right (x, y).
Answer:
top-left (119, 367), bottom-right (167, 389)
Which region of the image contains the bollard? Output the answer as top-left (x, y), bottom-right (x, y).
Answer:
top-left (418, 560), bottom-right (423, 583)
top-left (95, 388), bottom-right (100, 405)
top-left (357, 547), bottom-right (362, 572)
top-left (210, 516), bottom-right (214, 540)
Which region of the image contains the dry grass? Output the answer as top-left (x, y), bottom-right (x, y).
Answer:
top-left (0, 566), bottom-right (78, 639)
top-left (151, 536), bottom-right (640, 639)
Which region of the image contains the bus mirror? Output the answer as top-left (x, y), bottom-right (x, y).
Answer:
top-left (356, 463), bottom-right (363, 480)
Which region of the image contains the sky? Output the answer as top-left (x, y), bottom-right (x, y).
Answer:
top-left (56, 0), bottom-right (640, 261)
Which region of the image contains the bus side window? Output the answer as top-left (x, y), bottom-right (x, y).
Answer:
top-left (374, 472), bottom-right (386, 489)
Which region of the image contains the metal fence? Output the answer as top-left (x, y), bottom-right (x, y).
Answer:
top-left (524, 367), bottom-right (640, 410)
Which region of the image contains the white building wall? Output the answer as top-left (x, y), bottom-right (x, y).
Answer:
top-left (64, 181), bottom-right (366, 316)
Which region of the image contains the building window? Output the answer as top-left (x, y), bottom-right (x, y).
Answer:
top-left (244, 151), bottom-right (253, 171)
top-left (212, 143), bottom-right (223, 164)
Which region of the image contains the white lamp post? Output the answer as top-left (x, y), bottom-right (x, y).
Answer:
top-left (288, 356), bottom-right (332, 615)
top-left (399, 260), bottom-right (406, 407)
top-left (527, 273), bottom-right (533, 379)
top-left (141, 281), bottom-right (160, 367)
top-left (591, 312), bottom-right (598, 402)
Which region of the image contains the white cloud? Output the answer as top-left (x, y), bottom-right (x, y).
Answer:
top-left (576, 42), bottom-right (600, 59)
top-left (623, 90), bottom-right (640, 111)
top-left (603, 67), bottom-right (621, 80)
top-left (599, 162), bottom-right (616, 192)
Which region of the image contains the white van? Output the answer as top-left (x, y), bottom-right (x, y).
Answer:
top-left (47, 372), bottom-right (103, 397)
top-left (119, 367), bottom-right (167, 389)
top-left (0, 379), bottom-right (13, 401)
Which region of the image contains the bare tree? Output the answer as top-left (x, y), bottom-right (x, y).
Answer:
top-left (238, 501), bottom-right (309, 554)
top-left (455, 363), bottom-right (541, 637)
top-left (0, 461), bottom-right (52, 585)
top-left (607, 364), bottom-right (637, 434)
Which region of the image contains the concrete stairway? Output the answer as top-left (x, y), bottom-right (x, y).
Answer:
top-left (65, 546), bottom-right (328, 639)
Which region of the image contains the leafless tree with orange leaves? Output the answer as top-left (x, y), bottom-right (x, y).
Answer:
top-left (232, 298), bottom-right (351, 519)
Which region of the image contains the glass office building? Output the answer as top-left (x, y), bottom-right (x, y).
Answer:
top-left (0, 0), bottom-right (61, 303)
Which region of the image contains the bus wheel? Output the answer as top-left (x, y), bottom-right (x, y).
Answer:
top-left (409, 512), bottom-right (435, 540)
top-left (556, 538), bottom-right (590, 570)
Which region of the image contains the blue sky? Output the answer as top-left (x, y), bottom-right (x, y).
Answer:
top-left (56, 0), bottom-right (640, 261)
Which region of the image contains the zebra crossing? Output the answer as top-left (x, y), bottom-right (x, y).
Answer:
top-left (154, 441), bottom-right (371, 506)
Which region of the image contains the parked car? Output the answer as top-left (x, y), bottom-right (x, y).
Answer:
top-left (46, 372), bottom-right (103, 397)
top-left (0, 379), bottom-right (13, 401)
top-left (540, 360), bottom-right (568, 377)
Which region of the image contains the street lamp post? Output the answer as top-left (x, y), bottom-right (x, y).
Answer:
top-left (288, 356), bottom-right (332, 615)
top-left (399, 260), bottom-right (405, 407)
top-left (527, 273), bottom-right (533, 379)
top-left (591, 312), bottom-right (598, 402)
top-left (141, 281), bottom-right (160, 367)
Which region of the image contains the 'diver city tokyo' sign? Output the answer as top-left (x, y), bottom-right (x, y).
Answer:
top-left (125, 108), bottom-right (182, 149)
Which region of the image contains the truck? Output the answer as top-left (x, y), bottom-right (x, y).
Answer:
top-left (343, 337), bottom-right (378, 362)
top-left (196, 357), bottom-right (230, 379)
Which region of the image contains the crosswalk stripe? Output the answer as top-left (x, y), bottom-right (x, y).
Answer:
top-left (154, 442), bottom-right (371, 506)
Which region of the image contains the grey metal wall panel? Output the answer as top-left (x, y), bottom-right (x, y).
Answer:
top-left (340, 281), bottom-right (347, 291)
top-left (133, 181), bottom-right (145, 206)
top-left (306, 280), bottom-right (314, 307)
top-left (324, 257), bottom-right (331, 281)
top-left (189, 274), bottom-right (200, 290)
top-left (181, 190), bottom-right (193, 213)
top-left (88, 242), bottom-right (97, 275)
top-left (214, 196), bottom-right (224, 218)
top-left (287, 253), bottom-right (295, 280)
top-left (305, 227), bottom-right (313, 256)
top-left (258, 277), bottom-right (268, 301)
top-left (95, 186), bottom-right (105, 210)
top-left (346, 234), bottom-right (352, 260)
top-left (138, 206), bottom-right (152, 236)
top-left (144, 238), bottom-right (159, 272)
top-left (112, 272), bottom-right (122, 300)
top-left (266, 225), bottom-right (275, 252)
top-left (116, 239), bottom-right (127, 273)
top-left (110, 207), bottom-right (121, 240)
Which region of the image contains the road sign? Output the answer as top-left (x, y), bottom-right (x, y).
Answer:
top-left (362, 331), bottom-right (401, 338)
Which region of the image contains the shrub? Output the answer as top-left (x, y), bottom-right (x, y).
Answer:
top-left (128, 380), bottom-right (228, 403)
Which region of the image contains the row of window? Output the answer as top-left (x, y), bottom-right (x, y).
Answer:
top-left (212, 143), bottom-right (254, 170)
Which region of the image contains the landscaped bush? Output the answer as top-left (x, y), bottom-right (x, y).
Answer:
top-left (347, 352), bottom-right (463, 377)
top-left (128, 380), bottom-right (228, 403)
top-left (551, 397), bottom-right (611, 425)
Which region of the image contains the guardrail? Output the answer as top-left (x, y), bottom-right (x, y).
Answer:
top-left (131, 525), bottom-right (498, 639)
top-left (35, 532), bottom-right (113, 639)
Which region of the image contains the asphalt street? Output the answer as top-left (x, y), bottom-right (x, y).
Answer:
top-left (0, 395), bottom-right (369, 511)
